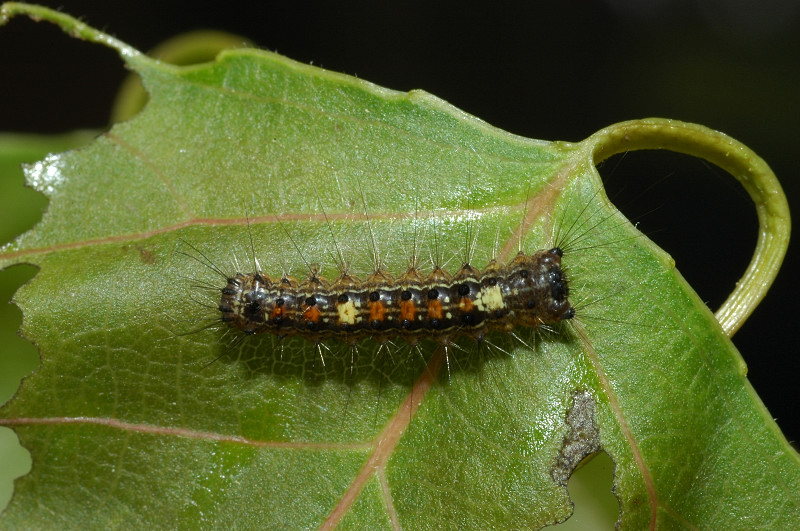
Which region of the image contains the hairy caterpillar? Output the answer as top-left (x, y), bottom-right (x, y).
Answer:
top-left (177, 173), bottom-right (621, 380)
top-left (217, 248), bottom-right (572, 343)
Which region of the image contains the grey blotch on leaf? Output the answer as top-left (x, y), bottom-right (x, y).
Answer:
top-left (550, 389), bottom-right (601, 485)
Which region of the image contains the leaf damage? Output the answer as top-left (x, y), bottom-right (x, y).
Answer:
top-left (550, 389), bottom-right (601, 486)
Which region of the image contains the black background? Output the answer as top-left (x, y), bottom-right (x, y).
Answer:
top-left (1, 1), bottom-right (798, 443)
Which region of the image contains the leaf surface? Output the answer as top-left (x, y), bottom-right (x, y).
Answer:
top-left (0, 4), bottom-right (798, 528)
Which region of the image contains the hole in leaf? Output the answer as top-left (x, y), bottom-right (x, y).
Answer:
top-left (0, 427), bottom-right (32, 514)
top-left (0, 264), bottom-right (40, 515)
top-left (553, 451), bottom-right (619, 530)
top-left (0, 264), bottom-right (40, 407)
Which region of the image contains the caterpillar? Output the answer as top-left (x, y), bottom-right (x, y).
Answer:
top-left (175, 167), bottom-right (629, 383)
top-left (217, 247), bottom-right (573, 345)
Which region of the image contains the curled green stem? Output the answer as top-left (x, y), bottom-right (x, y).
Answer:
top-left (588, 118), bottom-right (790, 337)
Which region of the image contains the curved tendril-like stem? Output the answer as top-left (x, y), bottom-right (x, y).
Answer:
top-left (0, 2), bottom-right (143, 59)
top-left (587, 118), bottom-right (790, 337)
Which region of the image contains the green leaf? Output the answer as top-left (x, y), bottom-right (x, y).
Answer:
top-left (0, 4), bottom-right (797, 528)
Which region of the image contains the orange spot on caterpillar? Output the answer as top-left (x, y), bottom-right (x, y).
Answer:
top-left (368, 300), bottom-right (387, 323)
top-left (426, 298), bottom-right (444, 321)
top-left (302, 302), bottom-right (322, 324)
top-left (399, 297), bottom-right (417, 324)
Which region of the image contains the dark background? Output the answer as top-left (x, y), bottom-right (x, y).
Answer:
top-left (1, 1), bottom-right (797, 442)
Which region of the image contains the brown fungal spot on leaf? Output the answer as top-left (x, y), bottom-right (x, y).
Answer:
top-left (136, 245), bottom-right (156, 265)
